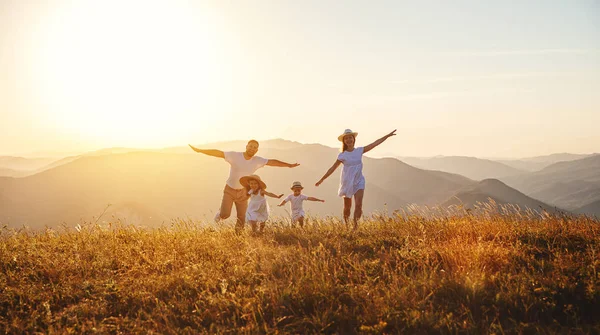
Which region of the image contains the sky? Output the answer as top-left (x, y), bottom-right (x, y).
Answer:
top-left (1, 0), bottom-right (599, 158)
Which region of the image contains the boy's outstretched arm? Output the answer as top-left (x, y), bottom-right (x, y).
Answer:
top-left (188, 144), bottom-right (225, 158)
top-left (277, 199), bottom-right (287, 207)
top-left (307, 197), bottom-right (325, 202)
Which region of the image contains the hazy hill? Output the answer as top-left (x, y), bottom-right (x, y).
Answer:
top-left (0, 156), bottom-right (60, 177)
top-left (497, 153), bottom-right (597, 172)
top-left (0, 167), bottom-right (28, 178)
top-left (575, 200), bottom-right (600, 217)
top-left (0, 156), bottom-right (57, 171)
top-left (0, 141), bottom-right (475, 229)
top-left (443, 179), bottom-right (558, 212)
top-left (501, 155), bottom-right (600, 210)
top-left (399, 156), bottom-right (525, 180)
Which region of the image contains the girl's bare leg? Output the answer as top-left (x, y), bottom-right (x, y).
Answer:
top-left (343, 197), bottom-right (352, 224)
top-left (249, 220), bottom-right (258, 233)
top-left (353, 189), bottom-right (364, 230)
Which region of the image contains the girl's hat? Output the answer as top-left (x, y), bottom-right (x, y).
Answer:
top-left (239, 174), bottom-right (267, 190)
top-left (290, 181), bottom-right (304, 190)
top-left (338, 129), bottom-right (358, 142)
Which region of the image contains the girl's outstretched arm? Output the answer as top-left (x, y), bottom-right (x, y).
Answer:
top-left (315, 160), bottom-right (342, 186)
top-left (363, 129), bottom-right (397, 153)
top-left (263, 191), bottom-right (284, 199)
top-left (307, 197), bottom-right (325, 202)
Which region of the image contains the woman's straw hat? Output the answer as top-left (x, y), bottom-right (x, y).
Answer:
top-left (338, 129), bottom-right (358, 142)
top-left (290, 181), bottom-right (304, 190)
top-left (239, 174), bottom-right (267, 190)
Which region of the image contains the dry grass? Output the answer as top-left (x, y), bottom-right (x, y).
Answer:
top-left (1, 209), bottom-right (599, 334)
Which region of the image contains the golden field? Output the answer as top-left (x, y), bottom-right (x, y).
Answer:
top-left (1, 207), bottom-right (599, 334)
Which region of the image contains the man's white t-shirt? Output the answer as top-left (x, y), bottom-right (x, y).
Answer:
top-left (224, 152), bottom-right (269, 189)
top-left (284, 194), bottom-right (309, 217)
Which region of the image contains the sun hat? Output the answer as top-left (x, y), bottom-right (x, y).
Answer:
top-left (337, 129), bottom-right (358, 142)
top-left (239, 174), bottom-right (267, 190)
top-left (290, 181), bottom-right (304, 190)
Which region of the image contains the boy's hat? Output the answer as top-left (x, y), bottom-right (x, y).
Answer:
top-left (290, 181), bottom-right (304, 190)
top-left (338, 129), bottom-right (358, 142)
top-left (239, 174), bottom-right (267, 190)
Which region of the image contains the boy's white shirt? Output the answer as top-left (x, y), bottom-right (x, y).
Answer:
top-left (284, 194), bottom-right (309, 213)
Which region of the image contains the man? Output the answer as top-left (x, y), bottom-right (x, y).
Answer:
top-left (189, 140), bottom-right (299, 231)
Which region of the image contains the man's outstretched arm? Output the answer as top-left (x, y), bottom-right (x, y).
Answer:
top-left (188, 144), bottom-right (225, 158)
top-left (266, 159), bottom-right (300, 168)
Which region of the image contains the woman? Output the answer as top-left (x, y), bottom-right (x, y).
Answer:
top-left (315, 129), bottom-right (396, 229)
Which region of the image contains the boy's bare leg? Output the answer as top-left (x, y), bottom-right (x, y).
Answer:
top-left (298, 216), bottom-right (305, 228)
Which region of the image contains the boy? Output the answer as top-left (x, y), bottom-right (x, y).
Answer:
top-left (278, 181), bottom-right (325, 227)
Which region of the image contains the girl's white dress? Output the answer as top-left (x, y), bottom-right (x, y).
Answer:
top-left (337, 147), bottom-right (366, 198)
top-left (246, 190), bottom-right (269, 222)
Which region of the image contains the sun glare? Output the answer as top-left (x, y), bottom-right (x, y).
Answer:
top-left (33, 0), bottom-right (234, 147)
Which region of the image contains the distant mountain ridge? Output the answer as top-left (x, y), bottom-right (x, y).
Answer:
top-left (443, 179), bottom-right (559, 213)
top-left (398, 156), bottom-right (525, 180)
top-left (2, 140), bottom-right (595, 228)
top-left (497, 153), bottom-right (598, 172)
top-left (501, 155), bottom-right (600, 210)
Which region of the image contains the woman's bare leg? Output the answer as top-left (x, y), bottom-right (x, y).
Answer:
top-left (343, 197), bottom-right (352, 224)
top-left (353, 189), bottom-right (364, 229)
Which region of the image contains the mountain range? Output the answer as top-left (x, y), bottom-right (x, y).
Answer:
top-left (1, 140), bottom-right (597, 228)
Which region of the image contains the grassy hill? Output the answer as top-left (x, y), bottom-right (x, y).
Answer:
top-left (1, 211), bottom-right (599, 334)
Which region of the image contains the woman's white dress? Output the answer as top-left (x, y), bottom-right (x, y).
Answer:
top-left (246, 190), bottom-right (269, 222)
top-left (337, 147), bottom-right (366, 198)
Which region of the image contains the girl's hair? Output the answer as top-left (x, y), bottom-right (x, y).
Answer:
top-left (245, 179), bottom-right (262, 195)
top-left (341, 135), bottom-right (355, 152)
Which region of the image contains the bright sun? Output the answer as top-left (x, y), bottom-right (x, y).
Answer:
top-left (34, 1), bottom-right (234, 147)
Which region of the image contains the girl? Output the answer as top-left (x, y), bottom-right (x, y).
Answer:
top-left (315, 129), bottom-right (396, 229)
top-left (239, 174), bottom-right (283, 233)
top-left (278, 181), bottom-right (325, 227)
